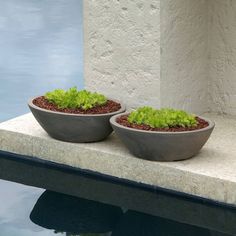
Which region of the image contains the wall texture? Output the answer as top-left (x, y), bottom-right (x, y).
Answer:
top-left (208, 0), bottom-right (236, 115)
top-left (84, 0), bottom-right (208, 113)
top-left (161, 0), bottom-right (208, 114)
top-left (84, 0), bottom-right (161, 109)
top-left (84, 0), bottom-right (236, 115)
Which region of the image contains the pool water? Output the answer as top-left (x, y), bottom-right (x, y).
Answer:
top-left (0, 180), bottom-right (51, 236)
top-left (0, 176), bottom-right (236, 236)
top-left (0, 179), bottom-right (223, 236)
top-left (0, 1), bottom-right (83, 234)
top-left (0, 0), bottom-right (83, 122)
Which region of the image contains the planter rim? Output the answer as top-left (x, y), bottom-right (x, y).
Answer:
top-left (110, 112), bottom-right (215, 135)
top-left (28, 96), bottom-right (126, 117)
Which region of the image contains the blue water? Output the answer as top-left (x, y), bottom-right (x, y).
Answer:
top-left (0, 180), bottom-right (52, 236)
top-left (0, 1), bottom-right (83, 234)
top-left (0, 0), bottom-right (83, 121)
top-left (0, 178), bottom-right (235, 236)
top-left (0, 1), bottom-right (236, 235)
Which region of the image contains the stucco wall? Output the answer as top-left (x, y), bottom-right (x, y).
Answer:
top-left (161, 0), bottom-right (208, 114)
top-left (84, 0), bottom-right (208, 113)
top-left (208, 0), bottom-right (236, 115)
top-left (84, 0), bottom-right (236, 115)
top-left (84, 0), bottom-right (161, 109)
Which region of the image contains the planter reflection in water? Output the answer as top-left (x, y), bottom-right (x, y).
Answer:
top-left (112, 211), bottom-right (211, 236)
top-left (110, 108), bottom-right (215, 162)
top-left (30, 190), bottom-right (211, 236)
top-left (28, 88), bottom-right (125, 143)
top-left (30, 191), bottom-right (122, 235)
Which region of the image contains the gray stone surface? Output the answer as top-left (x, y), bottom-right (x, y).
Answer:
top-left (0, 113), bottom-right (236, 205)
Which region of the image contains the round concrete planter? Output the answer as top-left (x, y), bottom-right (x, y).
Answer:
top-left (28, 97), bottom-right (125, 143)
top-left (110, 113), bottom-right (215, 162)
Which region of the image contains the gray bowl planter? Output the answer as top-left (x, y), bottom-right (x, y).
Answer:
top-left (28, 97), bottom-right (125, 143)
top-left (110, 113), bottom-right (215, 162)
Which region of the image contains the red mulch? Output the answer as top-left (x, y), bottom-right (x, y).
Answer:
top-left (33, 96), bottom-right (121, 114)
top-left (116, 115), bottom-right (209, 132)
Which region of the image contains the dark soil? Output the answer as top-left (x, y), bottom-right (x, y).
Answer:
top-left (33, 96), bottom-right (121, 114)
top-left (116, 115), bottom-right (209, 132)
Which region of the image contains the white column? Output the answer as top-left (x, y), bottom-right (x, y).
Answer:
top-left (84, 0), bottom-right (161, 109)
top-left (84, 0), bottom-right (236, 116)
top-left (161, 0), bottom-right (208, 114)
top-left (208, 0), bottom-right (236, 116)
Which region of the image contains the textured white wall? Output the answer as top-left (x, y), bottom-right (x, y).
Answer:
top-left (161, 0), bottom-right (208, 114)
top-left (84, 0), bottom-right (161, 109)
top-left (84, 0), bottom-right (236, 115)
top-left (84, 0), bottom-right (208, 113)
top-left (208, 0), bottom-right (236, 115)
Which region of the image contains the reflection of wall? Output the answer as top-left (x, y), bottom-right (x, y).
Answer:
top-left (0, 0), bottom-right (83, 121)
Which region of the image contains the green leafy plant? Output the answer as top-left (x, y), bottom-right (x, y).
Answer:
top-left (45, 87), bottom-right (107, 110)
top-left (127, 107), bottom-right (197, 128)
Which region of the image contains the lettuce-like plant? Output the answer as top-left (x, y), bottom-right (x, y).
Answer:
top-left (127, 107), bottom-right (197, 128)
top-left (45, 87), bottom-right (107, 110)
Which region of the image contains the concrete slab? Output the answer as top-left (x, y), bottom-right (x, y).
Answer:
top-left (0, 113), bottom-right (235, 205)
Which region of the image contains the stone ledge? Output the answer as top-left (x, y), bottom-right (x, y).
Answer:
top-left (0, 113), bottom-right (236, 205)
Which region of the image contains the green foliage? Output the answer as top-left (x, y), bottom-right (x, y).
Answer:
top-left (45, 87), bottom-right (107, 110)
top-left (127, 107), bottom-right (197, 128)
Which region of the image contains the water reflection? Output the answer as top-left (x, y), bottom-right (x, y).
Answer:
top-left (111, 211), bottom-right (212, 236)
top-left (29, 190), bottom-right (220, 236)
top-left (0, 180), bottom-right (56, 235)
top-left (0, 154), bottom-right (236, 235)
top-left (0, 0), bottom-right (83, 121)
top-left (30, 191), bottom-right (122, 236)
